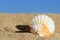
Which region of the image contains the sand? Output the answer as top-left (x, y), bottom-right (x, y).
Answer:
top-left (0, 13), bottom-right (60, 40)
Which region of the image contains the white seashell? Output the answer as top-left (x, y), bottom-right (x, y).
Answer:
top-left (31, 15), bottom-right (55, 37)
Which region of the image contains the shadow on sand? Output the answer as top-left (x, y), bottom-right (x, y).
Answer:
top-left (15, 25), bottom-right (31, 33)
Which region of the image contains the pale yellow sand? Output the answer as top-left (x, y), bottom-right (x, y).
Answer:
top-left (0, 13), bottom-right (60, 40)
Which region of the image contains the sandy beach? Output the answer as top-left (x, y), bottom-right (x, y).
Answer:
top-left (0, 13), bottom-right (60, 40)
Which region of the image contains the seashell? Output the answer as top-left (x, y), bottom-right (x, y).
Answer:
top-left (31, 15), bottom-right (55, 37)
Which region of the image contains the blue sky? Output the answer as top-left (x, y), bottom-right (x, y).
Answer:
top-left (0, 0), bottom-right (60, 14)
